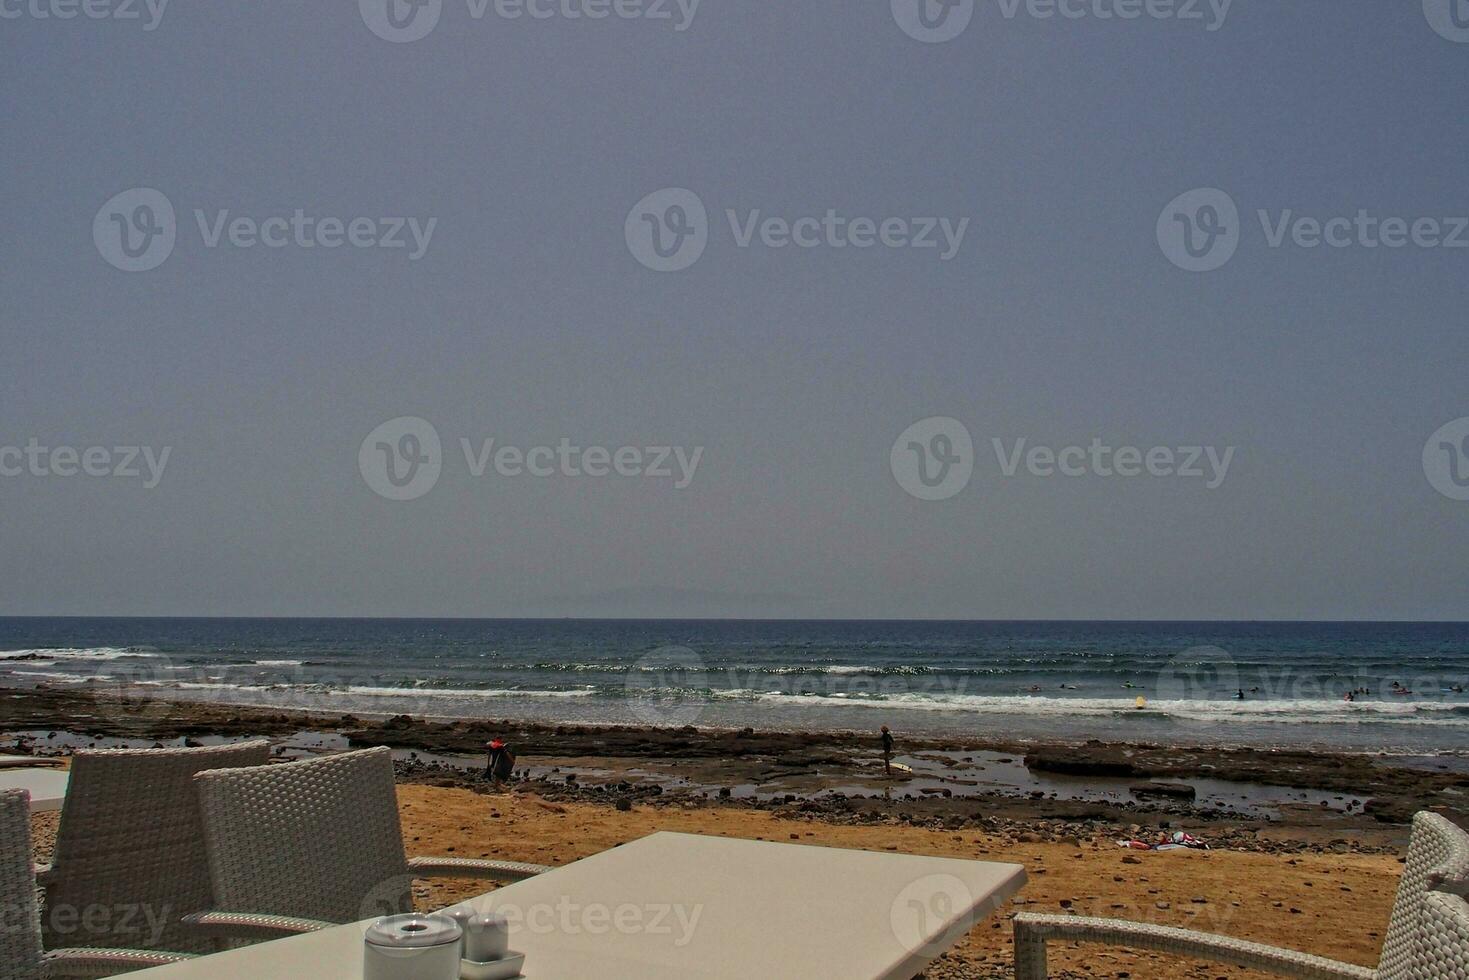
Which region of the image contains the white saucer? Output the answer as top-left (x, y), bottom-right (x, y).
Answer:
top-left (460, 951), bottom-right (525, 980)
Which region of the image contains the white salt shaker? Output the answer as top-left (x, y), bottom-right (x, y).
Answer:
top-left (463, 911), bottom-right (511, 962)
top-left (363, 914), bottom-right (463, 980)
top-left (442, 904), bottom-right (477, 957)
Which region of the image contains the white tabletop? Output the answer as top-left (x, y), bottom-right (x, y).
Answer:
top-left (128, 831), bottom-right (1025, 980)
top-left (0, 768), bottom-right (68, 813)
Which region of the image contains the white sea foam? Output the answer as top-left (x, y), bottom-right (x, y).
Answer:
top-left (0, 648), bottom-right (158, 662)
top-left (253, 660), bottom-right (305, 666)
top-left (706, 689), bottom-right (1469, 725)
top-left (341, 685), bottom-right (598, 700)
top-left (7, 670), bottom-right (100, 683)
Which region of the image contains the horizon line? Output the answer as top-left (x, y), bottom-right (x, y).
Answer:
top-left (2, 615), bottom-right (1467, 625)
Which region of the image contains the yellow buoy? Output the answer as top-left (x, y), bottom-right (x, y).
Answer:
top-left (1135, 696), bottom-right (1148, 710)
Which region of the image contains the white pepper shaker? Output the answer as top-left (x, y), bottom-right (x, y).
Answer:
top-left (442, 904), bottom-right (476, 958)
top-left (463, 911), bottom-right (511, 962)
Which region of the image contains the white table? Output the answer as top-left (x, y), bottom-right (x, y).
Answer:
top-left (0, 767), bottom-right (69, 813)
top-left (128, 831), bottom-right (1026, 979)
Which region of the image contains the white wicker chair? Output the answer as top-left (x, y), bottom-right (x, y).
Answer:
top-left (1, 789), bottom-right (195, 979)
top-left (1413, 891), bottom-right (1469, 978)
top-left (186, 746), bottom-right (552, 941)
top-left (38, 741), bottom-right (272, 957)
top-left (1015, 811), bottom-right (1469, 980)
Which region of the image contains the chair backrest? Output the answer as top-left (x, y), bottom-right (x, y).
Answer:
top-left (1405, 891), bottom-right (1469, 980)
top-left (194, 746), bottom-right (413, 925)
top-left (0, 790), bottom-right (44, 980)
top-left (1378, 811), bottom-right (1469, 979)
top-left (43, 740), bottom-right (272, 954)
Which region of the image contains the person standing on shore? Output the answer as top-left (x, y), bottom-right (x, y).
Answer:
top-left (485, 738), bottom-right (515, 789)
top-left (880, 726), bottom-right (894, 777)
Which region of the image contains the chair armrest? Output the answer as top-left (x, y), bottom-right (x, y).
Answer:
top-left (1013, 913), bottom-right (1376, 980)
top-left (42, 947), bottom-right (195, 978)
top-left (181, 909), bottom-right (336, 942)
top-left (408, 855), bottom-right (552, 881)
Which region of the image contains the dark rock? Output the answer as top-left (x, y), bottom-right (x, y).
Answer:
top-left (1130, 782), bottom-right (1197, 800)
top-left (1026, 752), bottom-right (1136, 778)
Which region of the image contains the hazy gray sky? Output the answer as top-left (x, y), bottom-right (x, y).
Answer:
top-left (2, 1), bottom-right (1467, 619)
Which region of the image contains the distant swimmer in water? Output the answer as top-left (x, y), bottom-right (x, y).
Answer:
top-left (1235, 689), bottom-right (1245, 700)
top-left (1344, 691), bottom-right (1355, 702)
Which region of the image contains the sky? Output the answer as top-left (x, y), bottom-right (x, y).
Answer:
top-left (2, 0), bottom-right (1467, 620)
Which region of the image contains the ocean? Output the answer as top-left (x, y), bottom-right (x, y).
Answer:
top-left (1, 618), bottom-right (1466, 754)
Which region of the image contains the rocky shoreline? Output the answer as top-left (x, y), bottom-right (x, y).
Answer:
top-left (4, 685), bottom-right (1465, 851)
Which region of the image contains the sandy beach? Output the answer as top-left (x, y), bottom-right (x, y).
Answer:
top-left (23, 777), bottom-right (1406, 980)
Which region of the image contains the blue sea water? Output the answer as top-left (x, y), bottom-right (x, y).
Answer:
top-left (1, 619), bottom-right (1466, 753)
